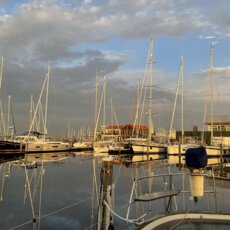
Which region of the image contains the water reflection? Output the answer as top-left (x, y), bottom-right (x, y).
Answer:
top-left (0, 152), bottom-right (229, 229)
top-left (0, 152), bottom-right (95, 230)
top-left (167, 154), bottom-right (230, 166)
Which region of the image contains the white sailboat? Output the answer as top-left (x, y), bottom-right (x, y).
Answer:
top-left (93, 76), bottom-right (117, 154)
top-left (131, 37), bottom-right (167, 160)
top-left (20, 66), bottom-right (71, 153)
top-left (73, 70), bottom-right (101, 151)
top-left (202, 45), bottom-right (230, 157)
top-left (167, 55), bottom-right (198, 156)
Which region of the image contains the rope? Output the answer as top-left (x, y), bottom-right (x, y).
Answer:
top-left (104, 200), bottom-right (146, 224)
top-left (9, 220), bottom-right (34, 230)
top-left (39, 197), bottom-right (91, 219)
top-left (8, 197), bottom-right (92, 230)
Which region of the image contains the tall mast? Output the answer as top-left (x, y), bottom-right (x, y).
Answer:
top-left (111, 97), bottom-right (113, 129)
top-left (28, 68), bottom-right (49, 136)
top-left (103, 76), bottom-right (107, 128)
top-left (7, 95), bottom-right (11, 138)
top-left (202, 45), bottom-right (214, 144)
top-left (0, 57), bottom-right (6, 137)
top-left (29, 94), bottom-right (33, 131)
top-left (210, 45), bottom-right (214, 145)
top-left (148, 37), bottom-right (154, 141)
top-left (95, 70), bottom-right (99, 127)
top-left (0, 101), bottom-right (6, 137)
top-left (0, 56), bottom-right (3, 89)
top-left (132, 80), bottom-right (140, 137)
top-left (168, 55), bottom-right (184, 144)
top-left (44, 65), bottom-right (50, 136)
top-left (181, 55), bottom-right (184, 144)
top-left (94, 77), bottom-right (106, 141)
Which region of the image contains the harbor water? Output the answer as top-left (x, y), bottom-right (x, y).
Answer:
top-left (0, 152), bottom-right (229, 230)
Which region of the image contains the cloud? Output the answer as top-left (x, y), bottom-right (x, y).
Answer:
top-left (0, 0), bottom-right (229, 134)
top-left (199, 35), bottom-right (216, 40)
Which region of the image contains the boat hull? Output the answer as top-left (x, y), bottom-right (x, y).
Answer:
top-left (131, 143), bottom-right (167, 154)
top-left (167, 144), bottom-right (198, 155)
top-left (25, 141), bottom-right (72, 153)
top-left (0, 140), bottom-right (26, 153)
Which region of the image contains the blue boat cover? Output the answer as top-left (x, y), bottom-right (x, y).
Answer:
top-left (185, 146), bottom-right (208, 169)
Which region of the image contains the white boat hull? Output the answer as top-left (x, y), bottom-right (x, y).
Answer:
top-left (205, 146), bottom-right (230, 157)
top-left (131, 143), bottom-right (167, 154)
top-left (25, 141), bottom-right (72, 153)
top-left (94, 147), bottom-right (110, 154)
top-left (167, 144), bottom-right (198, 155)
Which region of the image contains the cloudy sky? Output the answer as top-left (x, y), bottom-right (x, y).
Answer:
top-left (0, 0), bottom-right (230, 136)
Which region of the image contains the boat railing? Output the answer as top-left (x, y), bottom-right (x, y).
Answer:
top-left (125, 170), bottom-right (218, 225)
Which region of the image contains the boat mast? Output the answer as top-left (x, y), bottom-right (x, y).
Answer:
top-left (7, 95), bottom-right (11, 138)
top-left (111, 98), bottom-right (113, 132)
top-left (103, 76), bottom-right (107, 129)
top-left (0, 57), bottom-right (6, 137)
top-left (44, 65), bottom-right (50, 136)
top-left (202, 45), bottom-right (214, 144)
top-left (6, 95), bottom-right (16, 137)
top-left (181, 55), bottom-right (184, 144)
top-left (168, 55), bottom-right (184, 144)
top-left (210, 45), bottom-right (214, 145)
top-left (132, 80), bottom-right (140, 137)
top-left (93, 77), bottom-right (106, 141)
top-left (95, 70), bottom-right (99, 127)
top-left (28, 67), bottom-right (49, 137)
top-left (0, 56), bottom-right (3, 89)
top-left (148, 37), bottom-right (154, 141)
top-left (0, 100), bottom-right (6, 137)
top-left (29, 94), bottom-right (34, 131)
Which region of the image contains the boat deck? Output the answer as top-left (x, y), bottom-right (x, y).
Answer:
top-left (171, 221), bottom-right (230, 230)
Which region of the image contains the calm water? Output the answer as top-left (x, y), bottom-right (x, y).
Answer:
top-left (0, 153), bottom-right (229, 230)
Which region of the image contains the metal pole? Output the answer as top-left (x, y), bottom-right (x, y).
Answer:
top-left (178, 143), bottom-right (182, 171)
top-left (97, 158), bottom-right (114, 230)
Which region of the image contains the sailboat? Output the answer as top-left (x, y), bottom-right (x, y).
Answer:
top-left (202, 45), bottom-right (230, 158)
top-left (93, 76), bottom-right (118, 154)
top-left (130, 37), bottom-right (167, 161)
top-left (11, 66), bottom-right (72, 153)
top-left (0, 57), bottom-right (27, 153)
top-left (167, 55), bottom-right (198, 156)
top-left (72, 70), bottom-right (101, 152)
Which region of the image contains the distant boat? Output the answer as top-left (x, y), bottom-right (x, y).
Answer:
top-left (202, 45), bottom-right (230, 158)
top-left (94, 140), bottom-right (115, 154)
top-left (0, 66), bottom-right (72, 154)
top-left (0, 139), bottom-right (26, 153)
top-left (130, 38), bottom-right (167, 158)
top-left (167, 55), bottom-right (199, 156)
top-left (72, 141), bottom-right (93, 152)
top-left (11, 131), bottom-right (72, 153)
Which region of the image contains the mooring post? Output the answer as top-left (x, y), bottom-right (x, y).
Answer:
top-left (97, 158), bottom-right (114, 230)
